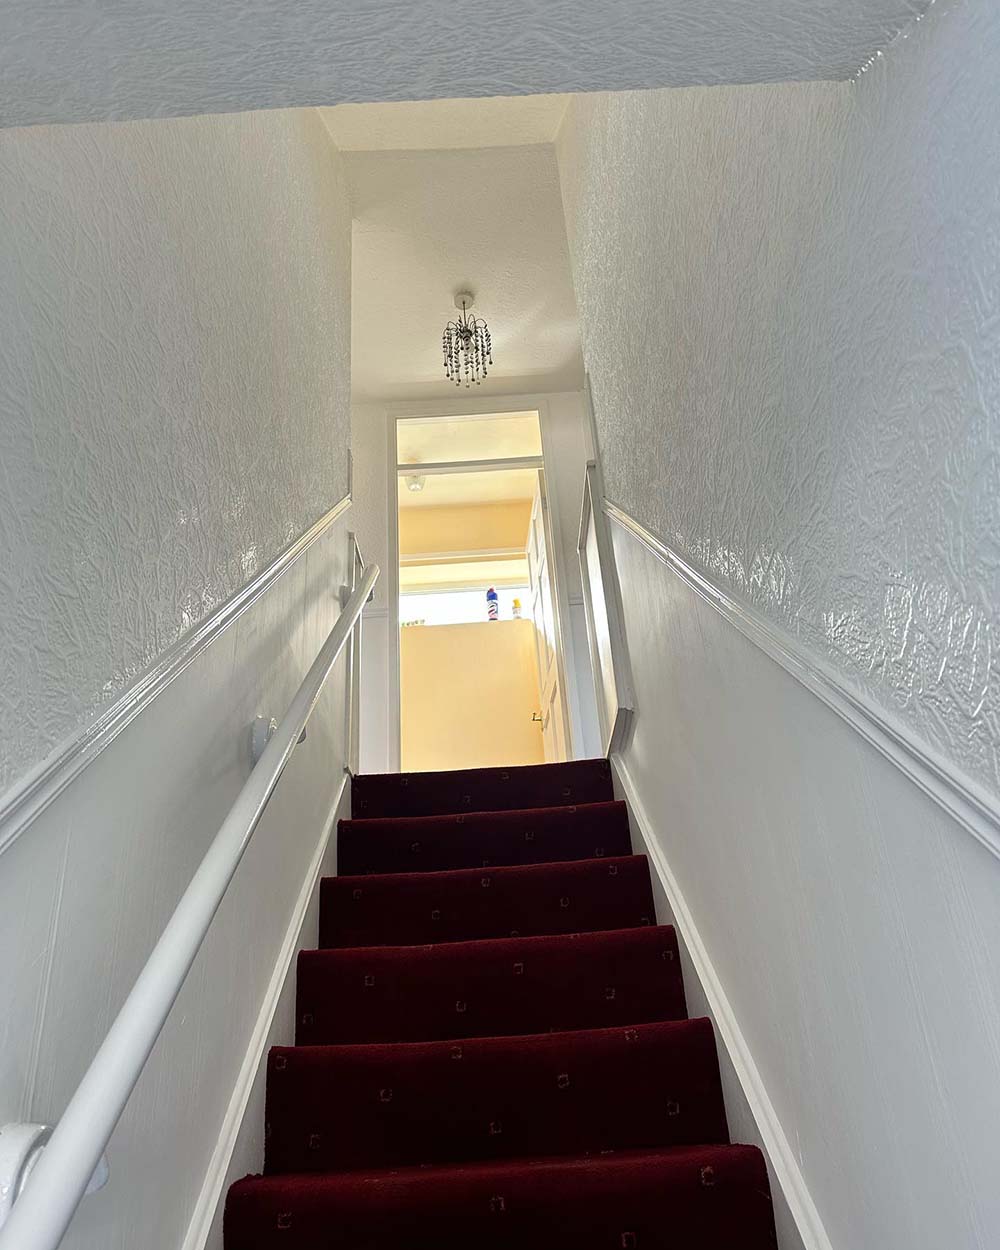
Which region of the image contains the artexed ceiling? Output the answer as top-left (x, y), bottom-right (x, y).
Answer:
top-left (347, 143), bottom-right (584, 402)
top-left (2, 0), bottom-right (931, 129)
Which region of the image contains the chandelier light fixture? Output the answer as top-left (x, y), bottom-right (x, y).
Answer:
top-left (443, 290), bottom-right (492, 388)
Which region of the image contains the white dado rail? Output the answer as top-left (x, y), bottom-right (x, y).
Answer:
top-left (578, 460), bottom-right (635, 756)
top-left (0, 544), bottom-right (379, 1250)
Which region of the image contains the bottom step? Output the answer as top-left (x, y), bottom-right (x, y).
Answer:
top-left (226, 1144), bottom-right (778, 1249)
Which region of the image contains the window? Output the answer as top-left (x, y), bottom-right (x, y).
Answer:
top-left (400, 587), bottom-right (533, 627)
top-left (397, 411), bottom-right (542, 466)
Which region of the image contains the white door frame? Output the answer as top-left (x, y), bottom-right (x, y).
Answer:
top-left (384, 394), bottom-right (581, 772)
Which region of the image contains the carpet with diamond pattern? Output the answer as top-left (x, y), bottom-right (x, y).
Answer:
top-left (225, 758), bottom-right (779, 1249)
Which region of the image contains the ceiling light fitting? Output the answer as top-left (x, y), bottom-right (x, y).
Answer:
top-left (405, 474), bottom-right (426, 493)
top-left (443, 290), bottom-right (492, 388)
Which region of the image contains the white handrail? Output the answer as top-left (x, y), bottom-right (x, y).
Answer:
top-left (577, 461), bottom-right (634, 756)
top-left (344, 534), bottom-right (367, 777)
top-left (0, 561), bottom-right (380, 1250)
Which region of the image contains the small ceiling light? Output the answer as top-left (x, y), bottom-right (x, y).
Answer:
top-left (405, 474), bottom-right (426, 493)
top-left (443, 290), bottom-right (492, 388)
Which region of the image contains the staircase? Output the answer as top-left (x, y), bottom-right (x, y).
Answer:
top-left (225, 759), bottom-right (779, 1248)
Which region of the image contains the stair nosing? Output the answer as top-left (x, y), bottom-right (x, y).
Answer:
top-left (299, 922), bottom-right (675, 961)
top-left (326, 852), bottom-right (647, 888)
top-left (273, 1016), bottom-right (713, 1061)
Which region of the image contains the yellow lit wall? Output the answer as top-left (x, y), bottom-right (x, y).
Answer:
top-left (401, 619), bottom-right (544, 771)
top-left (398, 500), bottom-right (532, 558)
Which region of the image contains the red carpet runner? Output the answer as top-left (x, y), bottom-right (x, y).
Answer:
top-left (226, 759), bottom-right (779, 1249)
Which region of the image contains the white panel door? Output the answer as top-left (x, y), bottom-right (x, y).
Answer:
top-left (527, 471), bottom-right (569, 762)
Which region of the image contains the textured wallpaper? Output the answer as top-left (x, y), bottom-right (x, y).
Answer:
top-left (2, 0), bottom-right (930, 129)
top-left (558, 0), bottom-right (1000, 797)
top-left (0, 107), bottom-right (351, 796)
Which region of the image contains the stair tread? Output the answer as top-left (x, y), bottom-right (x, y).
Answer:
top-left (264, 1019), bottom-right (727, 1175)
top-left (226, 1144), bottom-right (778, 1249)
top-left (351, 758), bottom-right (614, 820)
top-left (320, 855), bottom-right (655, 948)
top-left (296, 925), bottom-right (685, 1045)
top-left (338, 799), bottom-right (631, 876)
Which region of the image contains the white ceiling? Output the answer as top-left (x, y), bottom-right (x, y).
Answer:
top-left (1, 0), bottom-right (931, 128)
top-left (399, 468), bottom-right (539, 509)
top-left (320, 94), bottom-right (569, 152)
top-left (347, 141), bottom-right (585, 402)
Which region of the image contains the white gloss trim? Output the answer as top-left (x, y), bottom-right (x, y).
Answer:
top-left (610, 752), bottom-right (834, 1250)
top-left (604, 497), bottom-right (1000, 866)
top-left (0, 495), bottom-right (352, 859)
top-left (178, 771), bottom-right (350, 1250)
top-left (395, 455), bottom-right (544, 475)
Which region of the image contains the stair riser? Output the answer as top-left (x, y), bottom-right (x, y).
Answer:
top-left (296, 927), bottom-right (685, 1045)
top-left (227, 1145), bottom-right (778, 1250)
top-left (320, 855), bottom-right (655, 948)
top-left (338, 800), bottom-right (632, 876)
top-left (351, 758), bottom-right (614, 819)
top-left (264, 1020), bottom-right (727, 1174)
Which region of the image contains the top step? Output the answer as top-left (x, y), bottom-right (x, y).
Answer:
top-left (351, 759), bottom-right (614, 820)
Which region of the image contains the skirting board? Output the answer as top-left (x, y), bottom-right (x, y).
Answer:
top-left (611, 752), bottom-right (834, 1250)
top-left (0, 494), bottom-right (352, 859)
top-left (180, 771), bottom-right (350, 1250)
top-left (604, 499), bottom-right (1000, 867)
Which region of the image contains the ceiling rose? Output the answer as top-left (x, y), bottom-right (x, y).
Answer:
top-left (442, 290), bottom-right (492, 388)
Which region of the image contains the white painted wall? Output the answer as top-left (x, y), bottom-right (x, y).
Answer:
top-left (539, 392), bottom-right (603, 760)
top-left (0, 106), bottom-right (351, 801)
top-left (558, 1), bottom-right (1000, 1246)
top-left (351, 404), bottom-right (391, 620)
top-left (1, 0), bottom-right (931, 130)
top-left (0, 510), bottom-right (357, 1250)
top-left (358, 611), bottom-right (392, 774)
top-left (350, 403), bottom-right (393, 773)
top-left (609, 525), bottom-right (1000, 1250)
top-left (617, 780), bottom-right (806, 1250)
